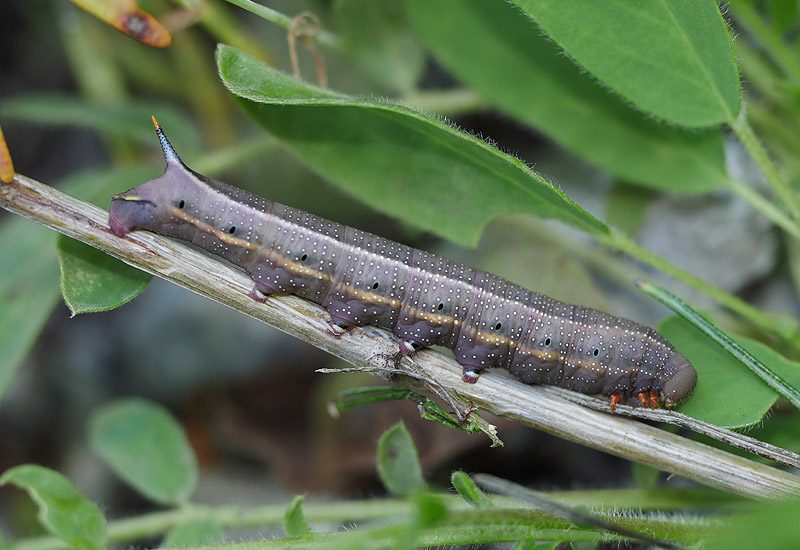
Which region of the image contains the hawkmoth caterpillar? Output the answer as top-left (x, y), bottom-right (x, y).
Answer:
top-left (109, 118), bottom-right (697, 410)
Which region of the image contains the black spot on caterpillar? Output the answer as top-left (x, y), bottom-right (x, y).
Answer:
top-left (109, 119), bottom-right (697, 409)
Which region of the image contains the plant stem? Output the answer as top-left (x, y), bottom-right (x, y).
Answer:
top-left (8, 493), bottom-right (719, 550)
top-left (729, 114), bottom-right (800, 222)
top-left (726, 176), bottom-right (800, 240)
top-left (401, 89), bottom-right (490, 117)
top-left (221, 0), bottom-right (340, 49)
top-left (599, 228), bottom-right (798, 345)
top-left (193, 135), bottom-right (278, 176)
top-left (3, 175), bottom-right (799, 501)
top-left (728, 1), bottom-right (800, 84)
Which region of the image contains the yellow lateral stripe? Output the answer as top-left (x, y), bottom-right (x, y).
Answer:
top-left (169, 206), bottom-right (610, 362)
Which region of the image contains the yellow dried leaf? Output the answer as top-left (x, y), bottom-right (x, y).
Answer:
top-left (71, 0), bottom-right (173, 48)
top-left (0, 127), bottom-right (13, 184)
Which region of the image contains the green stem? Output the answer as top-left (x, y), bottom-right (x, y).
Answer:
top-left (734, 39), bottom-right (786, 105)
top-left (193, 136), bottom-right (278, 176)
top-left (599, 228), bottom-right (798, 345)
top-left (729, 114), bottom-right (800, 221)
top-left (401, 89), bottom-right (490, 117)
top-left (221, 0), bottom-right (340, 49)
top-left (729, 1), bottom-right (800, 84)
top-left (8, 493), bottom-right (718, 550)
top-left (726, 176), bottom-right (800, 241)
top-left (745, 102), bottom-right (800, 179)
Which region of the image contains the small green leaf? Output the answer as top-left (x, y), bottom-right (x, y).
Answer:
top-left (283, 495), bottom-right (311, 537)
top-left (451, 471), bottom-right (492, 508)
top-left (376, 421), bottom-right (426, 496)
top-left (0, 465), bottom-right (106, 550)
top-left (334, 0), bottom-right (425, 93)
top-left (406, 0), bottom-right (727, 193)
top-left (163, 521), bottom-right (225, 547)
top-left (217, 44), bottom-right (608, 247)
top-left (658, 315), bottom-right (800, 427)
top-left (512, 0), bottom-right (741, 126)
top-left (644, 283), bottom-right (800, 415)
top-left (89, 398), bottom-right (198, 505)
top-left (0, 165), bottom-right (158, 403)
top-left (57, 235), bottom-right (151, 315)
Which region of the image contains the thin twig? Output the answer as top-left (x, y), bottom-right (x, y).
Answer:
top-left (543, 386), bottom-right (800, 470)
top-left (1, 173), bottom-right (799, 499)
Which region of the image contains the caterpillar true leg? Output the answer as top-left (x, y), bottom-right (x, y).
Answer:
top-left (609, 393), bottom-right (622, 413)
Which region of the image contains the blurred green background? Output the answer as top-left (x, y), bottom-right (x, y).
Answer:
top-left (1, 0), bottom-right (800, 546)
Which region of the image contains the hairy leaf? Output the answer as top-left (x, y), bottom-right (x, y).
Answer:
top-left (513, 0), bottom-right (741, 126)
top-left (0, 465), bottom-right (106, 550)
top-left (217, 44), bottom-right (608, 247)
top-left (89, 398), bottom-right (198, 505)
top-left (283, 495), bottom-right (311, 537)
top-left (659, 315), bottom-right (800, 427)
top-left (376, 421), bottom-right (426, 496)
top-left (451, 471), bottom-right (493, 508)
top-left (58, 235), bottom-right (151, 315)
top-left (406, 0), bottom-right (727, 192)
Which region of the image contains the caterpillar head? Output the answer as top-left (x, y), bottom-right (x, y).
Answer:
top-left (661, 351), bottom-right (697, 407)
top-left (108, 116), bottom-right (199, 237)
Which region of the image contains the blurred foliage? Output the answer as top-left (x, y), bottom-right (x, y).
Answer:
top-left (1, 0), bottom-right (800, 547)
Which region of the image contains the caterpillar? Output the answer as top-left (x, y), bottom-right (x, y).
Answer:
top-left (109, 118), bottom-right (697, 411)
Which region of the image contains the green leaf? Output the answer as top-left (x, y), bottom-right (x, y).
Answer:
top-left (0, 94), bottom-right (201, 154)
top-left (0, 165), bottom-right (158, 403)
top-left (406, 0), bottom-right (727, 193)
top-left (768, 0), bottom-right (799, 33)
top-left (451, 471), bottom-right (492, 508)
top-left (89, 398), bottom-right (198, 505)
top-left (57, 235), bottom-right (151, 315)
top-left (707, 497), bottom-right (800, 549)
top-left (163, 521), bottom-right (225, 547)
top-left (283, 495), bottom-right (311, 537)
top-left (658, 315), bottom-right (800, 427)
top-left (512, 0), bottom-right (741, 126)
top-left (605, 183), bottom-right (655, 237)
top-left (217, 44), bottom-right (608, 247)
top-left (334, 0), bottom-right (425, 93)
top-left (644, 283), bottom-right (800, 414)
top-left (376, 421), bottom-right (426, 496)
top-left (0, 465), bottom-right (106, 550)
top-left (0, 220), bottom-right (61, 401)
